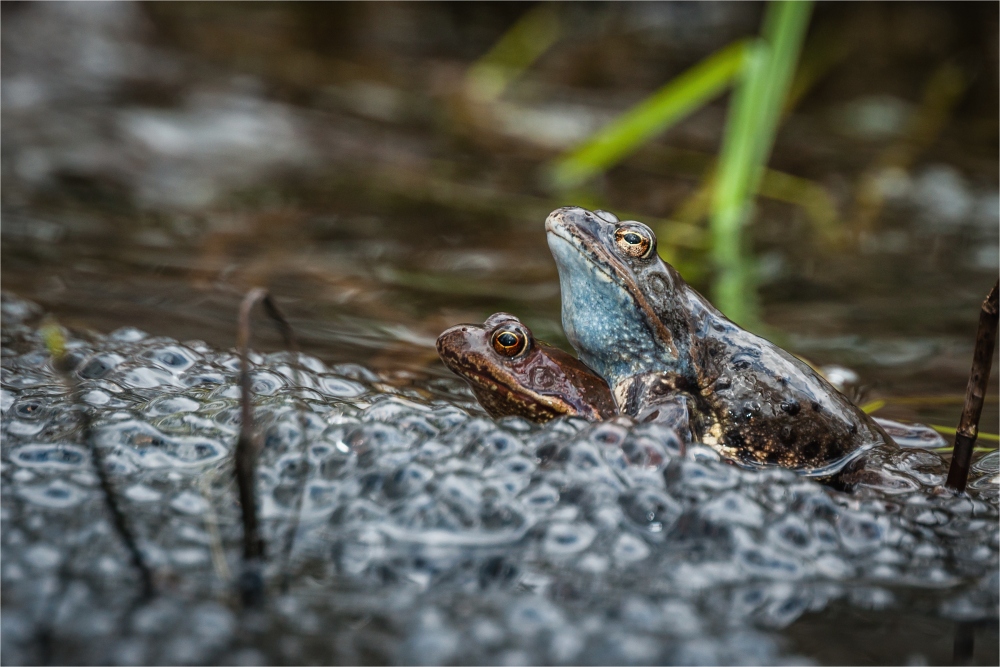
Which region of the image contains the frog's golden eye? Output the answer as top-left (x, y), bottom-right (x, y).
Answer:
top-left (491, 328), bottom-right (528, 357)
top-left (614, 227), bottom-right (653, 258)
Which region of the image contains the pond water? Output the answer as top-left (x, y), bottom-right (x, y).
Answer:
top-left (2, 3), bottom-right (998, 665)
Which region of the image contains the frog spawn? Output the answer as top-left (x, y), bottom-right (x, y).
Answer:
top-left (1, 297), bottom-right (998, 665)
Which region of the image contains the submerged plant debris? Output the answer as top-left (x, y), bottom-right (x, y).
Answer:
top-left (1, 294), bottom-right (997, 665)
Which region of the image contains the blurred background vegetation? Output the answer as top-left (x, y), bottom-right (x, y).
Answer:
top-left (2, 1), bottom-right (998, 430)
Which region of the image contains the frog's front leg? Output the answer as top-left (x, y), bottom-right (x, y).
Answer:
top-left (634, 394), bottom-right (694, 446)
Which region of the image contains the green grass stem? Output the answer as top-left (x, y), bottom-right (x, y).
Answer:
top-left (927, 424), bottom-right (1000, 443)
top-left (711, 1), bottom-right (813, 327)
top-left (465, 4), bottom-right (562, 103)
top-left (548, 39), bottom-right (749, 189)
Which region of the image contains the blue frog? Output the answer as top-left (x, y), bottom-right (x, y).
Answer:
top-left (545, 206), bottom-right (889, 473)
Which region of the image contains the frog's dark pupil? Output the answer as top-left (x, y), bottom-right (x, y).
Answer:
top-left (497, 332), bottom-right (518, 347)
top-left (624, 233), bottom-right (642, 245)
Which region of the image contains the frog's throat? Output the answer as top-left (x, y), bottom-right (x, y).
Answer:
top-left (547, 228), bottom-right (680, 357)
top-left (547, 231), bottom-right (684, 388)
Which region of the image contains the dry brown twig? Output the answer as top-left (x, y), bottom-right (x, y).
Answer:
top-left (234, 288), bottom-right (308, 605)
top-left (945, 279), bottom-right (999, 493)
top-left (41, 322), bottom-right (156, 599)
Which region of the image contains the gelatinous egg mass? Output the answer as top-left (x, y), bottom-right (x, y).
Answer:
top-left (1, 294), bottom-right (997, 665)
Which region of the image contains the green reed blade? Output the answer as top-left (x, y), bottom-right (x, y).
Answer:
top-left (465, 4), bottom-right (562, 103)
top-left (860, 399), bottom-right (886, 414)
top-left (711, 1), bottom-right (813, 328)
top-left (933, 447), bottom-right (995, 453)
top-left (548, 39), bottom-right (749, 190)
top-left (927, 424), bottom-right (1000, 443)
top-left (41, 320), bottom-right (67, 361)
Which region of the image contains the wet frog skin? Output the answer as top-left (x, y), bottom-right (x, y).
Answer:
top-left (545, 207), bottom-right (888, 472)
top-left (437, 312), bottom-right (617, 423)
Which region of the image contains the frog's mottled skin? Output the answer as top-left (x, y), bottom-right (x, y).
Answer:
top-left (437, 312), bottom-right (616, 423)
top-left (545, 207), bottom-right (888, 472)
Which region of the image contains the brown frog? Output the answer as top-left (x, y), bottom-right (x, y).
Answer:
top-left (436, 312), bottom-right (616, 423)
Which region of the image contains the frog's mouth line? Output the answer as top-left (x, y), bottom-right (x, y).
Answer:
top-left (460, 366), bottom-right (570, 417)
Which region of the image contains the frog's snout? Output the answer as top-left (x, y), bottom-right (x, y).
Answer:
top-left (545, 206), bottom-right (587, 233)
top-left (435, 325), bottom-right (468, 359)
top-left (545, 207), bottom-right (605, 243)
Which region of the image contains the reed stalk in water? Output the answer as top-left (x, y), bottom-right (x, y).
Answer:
top-left (41, 322), bottom-right (155, 599)
top-left (234, 288), bottom-right (307, 604)
top-left (235, 290), bottom-right (265, 605)
top-left (710, 0), bottom-right (812, 328)
top-left (945, 279), bottom-right (999, 493)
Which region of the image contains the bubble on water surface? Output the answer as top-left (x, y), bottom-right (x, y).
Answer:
top-left (96, 419), bottom-right (227, 468)
top-left (6, 418), bottom-right (46, 437)
top-left (82, 389), bottom-right (111, 406)
top-left (180, 368), bottom-right (227, 387)
top-left (17, 479), bottom-right (87, 508)
top-left (477, 429), bottom-right (524, 458)
top-left (318, 375), bottom-right (366, 398)
top-left (968, 450), bottom-right (999, 497)
top-left (346, 421), bottom-right (416, 456)
top-left (521, 483), bottom-right (560, 512)
top-left (543, 521), bottom-right (597, 555)
top-left (124, 484), bottom-right (162, 502)
top-left (620, 488), bottom-right (681, 533)
top-left (875, 418), bottom-right (948, 449)
top-left (249, 370), bottom-right (285, 396)
top-left (77, 353), bottom-right (125, 379)
top-left (613, 532), bottom-right (651, 565)
top-left (0, 388), bottom-right (16, 413)
top-left (119, 365), bottom-right (183, 389)
top-left (506, 597), bottom-right (565, 636)
top-left (170, 491), bottom-right (208, 515)
top-left (383, 463), bottom-right (433, 499)
top-left (108, 327), bottom-right (148, 342)
top-left (493, 455), bottom-right (535, 482)
top-left (700, 491), bottom-right (765, 528)
top-left (23, 544), bottom-right (62, 570)
top-left (10, 443), bottom-right (88, 470)
top-left (144, 394), bottom-right (201, 417)
top-left (768, 515), bottom-right (817, 556)
top-left (972, 449), bottom-right (999, 475)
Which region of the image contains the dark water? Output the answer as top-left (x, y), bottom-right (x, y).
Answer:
top-left (2, 3), bottom-right (998, 665)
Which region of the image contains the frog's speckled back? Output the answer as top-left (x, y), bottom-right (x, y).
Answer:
top-left (545, 206), bottom-right (888, 472)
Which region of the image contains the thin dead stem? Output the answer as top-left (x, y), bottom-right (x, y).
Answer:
top-left (198, 472), bottom-right (232, 584)
top-left (945, 279), bottom-right (999, 493)
top-left (42, 322), bottom-right (155, 598)
top-left (234, 288), bottom-right (309, 604)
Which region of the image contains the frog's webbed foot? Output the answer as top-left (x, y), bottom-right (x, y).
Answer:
top-left (617, 372), bottom-right (696, 413)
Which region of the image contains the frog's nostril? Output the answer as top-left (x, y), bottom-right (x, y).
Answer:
top-left (461, 328), bottom-right (467, 332)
